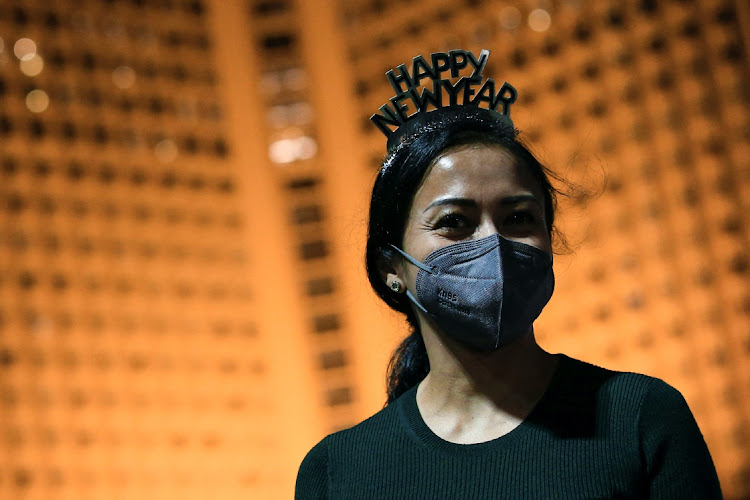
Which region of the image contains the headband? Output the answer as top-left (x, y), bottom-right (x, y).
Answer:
top-left (370, 49), bottom-right (517, 152)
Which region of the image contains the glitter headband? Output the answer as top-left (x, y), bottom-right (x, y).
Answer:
top-left (370, 49), bottom-right (517, 153)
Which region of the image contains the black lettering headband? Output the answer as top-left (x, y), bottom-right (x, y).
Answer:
top-left (370, 49), bottom-right (517, 152)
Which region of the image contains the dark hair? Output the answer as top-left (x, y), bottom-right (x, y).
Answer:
top-left (365, 109), bottom-right (564, 405)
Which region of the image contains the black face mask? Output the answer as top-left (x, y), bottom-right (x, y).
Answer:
top-left (392, 234), bottom-right (554, 351)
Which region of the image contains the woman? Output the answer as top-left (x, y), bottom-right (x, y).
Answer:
top-left (295, 50), bottom-right (722, 499)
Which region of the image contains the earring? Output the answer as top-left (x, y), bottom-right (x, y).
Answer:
top-left (390, 281), bottom-right (402, 293)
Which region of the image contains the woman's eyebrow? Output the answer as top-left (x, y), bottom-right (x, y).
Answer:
top-left (424, 194), bottom-right (541, 213)
top-left (423, 197), bottom-right (477, 213)
top-left (498, 194), bottom-right (541, 206)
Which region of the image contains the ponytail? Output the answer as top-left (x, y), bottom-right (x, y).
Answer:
top-left (385, 328), bottom-right (430, 405)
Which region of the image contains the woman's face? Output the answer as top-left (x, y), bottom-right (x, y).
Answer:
top-left (397, 143), bottom-right (551, 286)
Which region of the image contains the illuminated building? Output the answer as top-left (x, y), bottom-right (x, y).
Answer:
top-left (0, 0), bottom-right (747, 498)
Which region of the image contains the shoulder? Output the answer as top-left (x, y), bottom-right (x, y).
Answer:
top-left (559, 355), bottom-right (655, 390)
top-left (555, 354), bottom-right (709, 435)
top-left (296, 436), bottom-right (330, 500)
top-left (538, 355), bottom-right (691, 442)
top-left (550, 355), bottom-right (665, 416)
top-left (319, 397), bottom-right (405, 453)
top-left (555, 356), bottom-right (722, 497)
top-left (295, 398), bottom-right (406, 499)
top-left (560, 356), bottom-right (689, 416)
top-left (630, 376), bottom-right (722, 496)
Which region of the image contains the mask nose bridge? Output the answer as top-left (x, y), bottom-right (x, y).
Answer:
top-left (476, 217), bottom-right (501, 240)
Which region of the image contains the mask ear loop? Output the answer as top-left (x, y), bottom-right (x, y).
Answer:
top-left (404, 289), bottom-right (428, 314)
top-left (389, 244), bottom-right (432, 273)
top-left (389, 244), bottom-right (431, 314)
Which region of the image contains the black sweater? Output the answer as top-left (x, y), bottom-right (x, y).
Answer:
top-left (296, 355), bottom-right (722, 499)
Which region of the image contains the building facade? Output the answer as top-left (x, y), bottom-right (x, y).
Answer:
top-left (0, 0), bottom-right (747, 498)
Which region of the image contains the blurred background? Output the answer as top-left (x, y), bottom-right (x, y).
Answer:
top-left (0, 0), bottom-right (748, 498)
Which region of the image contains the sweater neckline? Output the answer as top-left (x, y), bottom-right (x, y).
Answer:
top-left (397, 353), bottom-right (568, 455)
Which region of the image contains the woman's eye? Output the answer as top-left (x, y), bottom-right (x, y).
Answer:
top-left (435, 213), bottom-right (471, 230)
top-left (505, 211), bottom-right (536, 226)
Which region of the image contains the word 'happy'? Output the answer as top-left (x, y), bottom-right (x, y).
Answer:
top-left (370, 49), bottom-right (517, 138)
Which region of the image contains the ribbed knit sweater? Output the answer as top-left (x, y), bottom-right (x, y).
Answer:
top-left (295, 355), bottom-right (722, 499)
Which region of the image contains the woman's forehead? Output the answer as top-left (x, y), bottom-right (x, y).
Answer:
top-left (413, 144), bottom-right (541, 203)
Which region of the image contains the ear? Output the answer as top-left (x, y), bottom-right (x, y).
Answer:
top-left (377, 249), bottom-right (405, 293)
